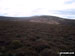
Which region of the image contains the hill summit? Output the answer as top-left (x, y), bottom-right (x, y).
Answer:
top-left (0, 15), bottom-right (75, 25)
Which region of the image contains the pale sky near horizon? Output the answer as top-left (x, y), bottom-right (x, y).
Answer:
top-left (0, 0), bottom-right (75, 19)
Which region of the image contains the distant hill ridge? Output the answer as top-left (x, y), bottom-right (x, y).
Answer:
top-left (0, 15), bottom-right (75, 25)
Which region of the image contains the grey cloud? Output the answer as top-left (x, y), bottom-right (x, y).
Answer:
top-left (49, 9), bottom-right (75, 19)
top-left (55, 9), bottom-right (75, 15)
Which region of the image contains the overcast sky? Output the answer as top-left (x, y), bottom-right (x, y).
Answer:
top-left (0, 0), bottom-right (75, 19)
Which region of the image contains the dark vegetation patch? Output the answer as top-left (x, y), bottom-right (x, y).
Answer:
top-left (0, 21), bottom-right (75, 56)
